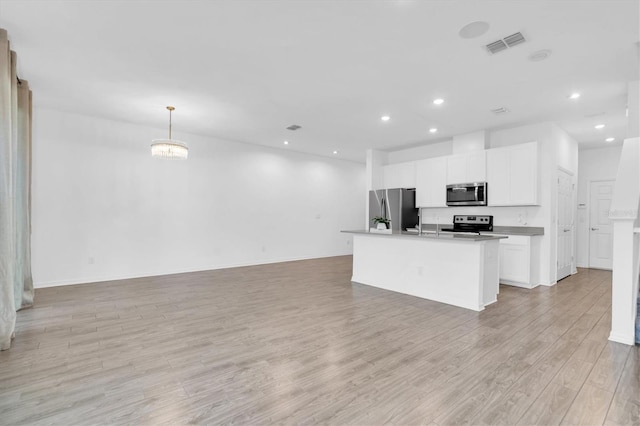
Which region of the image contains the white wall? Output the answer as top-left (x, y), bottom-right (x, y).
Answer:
top-left (576, 146), bottom-right (622, 267)
top-left (386, 140), bottom-right (452, 164)
top-left (32, 108), bottom-right (366, 287)
top-left (489, 123), bottom-right (555, 285)
top-left (490, 122), bottom-right (578, 282)
top-left (628, 80), bottom-right (639, 138)
top-left (607, 137), bottom-right (639, 345)
top-left (551, 122), bottom-right (580, 275)
top-left (452, 130), bottom-right (486, 154)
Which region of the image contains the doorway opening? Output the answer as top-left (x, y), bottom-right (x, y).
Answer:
top-left (588, 179), bottom-right (615, 270)
top-left (557, 168), bottom-right (574, 281)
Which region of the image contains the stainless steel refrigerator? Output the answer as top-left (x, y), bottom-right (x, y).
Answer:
top-left (369, 188), bottom-right (419, 232)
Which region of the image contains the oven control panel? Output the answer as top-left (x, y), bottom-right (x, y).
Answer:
top-left (453, 215), bottom-right (493, 225)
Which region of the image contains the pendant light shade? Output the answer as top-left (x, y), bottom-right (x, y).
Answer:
top-left (151, 106), bottom-right (188, 159)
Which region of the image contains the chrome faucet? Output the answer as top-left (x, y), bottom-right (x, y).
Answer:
top-left (418, 209), bottom-right (423, 236)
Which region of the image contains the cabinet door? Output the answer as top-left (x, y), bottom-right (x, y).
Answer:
top-left (447, 152), bottom-right (486, 184)
top-left (415, 160), bottom-right (429, 207)
top-left (486, 147), bottom-right (510, 206)
top-left (499, 236), bottom-right (531, 284)
top-left (383, 162), bottom-right (416, 189)
top-left (487, 142), bottom-right (538, 206)
top-left (416, 157), bottom-right (447, 207)
top-left (430, 157), bottom-right (447, 207)
top-left (446, 155), bottom-right (467, 185)
top-left (499, 245), bottom-right (530, 283)
top-left (509, 142), bottom-right (538, 205)
top-left (466, 151), bottom-right (487, 182)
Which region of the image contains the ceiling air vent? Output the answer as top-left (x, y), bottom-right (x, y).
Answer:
top-left (504, 32), bottom-right (525, 47)
top-left (491, 107), bottom-right (509, 115)
top-left (286, 124), bottom-right (301, 131)
top-left (486, 40), bottom-right (508, 54)
top-left (486, 32), bottom-right (526, 54)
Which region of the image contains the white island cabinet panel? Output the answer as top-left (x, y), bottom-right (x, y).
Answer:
top-left (382, 161), bottom-right (416, 189)
top-left (487, 141), bottom-right (538, 206)
top-left (348, 232), bottom-right (501, 312)
top-left (416, 157), bottom-right (447, 207)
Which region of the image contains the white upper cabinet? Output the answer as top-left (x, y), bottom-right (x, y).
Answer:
top-left (446, 151), bottom-right (486, 184)
top-left (378, 142), bottom-right (537, 207)
top-left (466, 151), bottom-right (487, 183)
top-left (382, 161), bottom-right (416, 189)
top-left (487, 141), bottom-right (538, 206)
top-left (509, 143), bottom-right (538, 205)
top-left (486, 147), bottom-right (510, 205)
top-left (446, 155), bottom-right (467, 185)
top-left (415, 157), bottom-right (447, 207)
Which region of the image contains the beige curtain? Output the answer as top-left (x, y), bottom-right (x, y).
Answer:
top-left (0, 28), bottom-right (33, 351)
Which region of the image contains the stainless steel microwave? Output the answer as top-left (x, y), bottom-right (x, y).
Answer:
top-left (446, 182), bottom-right (487, 206)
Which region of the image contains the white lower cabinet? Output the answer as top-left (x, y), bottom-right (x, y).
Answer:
top-left (496, 235), bottom-right (541, 288)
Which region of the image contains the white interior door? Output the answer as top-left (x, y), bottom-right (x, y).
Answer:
top-left (589, 180), bottom-right (614, 269)
top-left (557, 169), bottom-right (574, 281)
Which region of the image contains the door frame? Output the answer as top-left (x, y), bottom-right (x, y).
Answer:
top-left (587, 178), bottom-right (616, 269)
top-left (556, 167), bottom-right (576, 283)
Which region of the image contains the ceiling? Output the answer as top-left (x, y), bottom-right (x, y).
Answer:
top-left (0, 0), bottom-right (638, 163)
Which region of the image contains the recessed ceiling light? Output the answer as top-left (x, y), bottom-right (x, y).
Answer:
top-left (595, 124), bottom-right (605, 129)
top-left (605, 137), bottom-right (615, 142)
top-left (333, 150), bottom-right (338, 155)
top-left (429, 128), bottom-right (438, 133)
top-left (283, 140), bottom-right (289, 145)
top-left (528, 49), bottom-right (552, 62)
top-left (569, 92), bottom-right (581, 100)
top-left (433, 98), bottom-right (444, 105)
top-left (381, 115), bottom-right (390, 121)
top-left (458, 21), bottom-right (490, 39)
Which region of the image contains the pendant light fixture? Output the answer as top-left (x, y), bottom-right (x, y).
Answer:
top-left (151, 106), bottom-right (188, 159)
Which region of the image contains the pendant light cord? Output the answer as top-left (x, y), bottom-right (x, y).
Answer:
top-left (166, 106), bottom-right (176, 139)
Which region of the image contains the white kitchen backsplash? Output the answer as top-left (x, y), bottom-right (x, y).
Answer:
top-left (420, 206), bottom-right (542, 227)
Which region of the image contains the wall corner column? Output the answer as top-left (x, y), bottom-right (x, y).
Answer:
top-left (609, 217), bottom-right (638, 345)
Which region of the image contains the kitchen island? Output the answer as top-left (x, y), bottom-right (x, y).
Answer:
top-left (342, 231), bottom-right (507, 312)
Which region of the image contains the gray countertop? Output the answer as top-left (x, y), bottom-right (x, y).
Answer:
top-left (420, 224), bottom-right (544, 236)
top-left (342, 230), bottom-right (508, 242)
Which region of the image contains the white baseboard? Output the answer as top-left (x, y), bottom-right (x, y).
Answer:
top-left (608, 332), bottom-right (636, 346)
top-left (34, 253), bottom-right (351, 289)
top-left (500, 280), bottom-right (539, 289)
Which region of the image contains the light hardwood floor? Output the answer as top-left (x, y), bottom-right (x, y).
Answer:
top-left (0, 256), bottom-right (638, 425)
